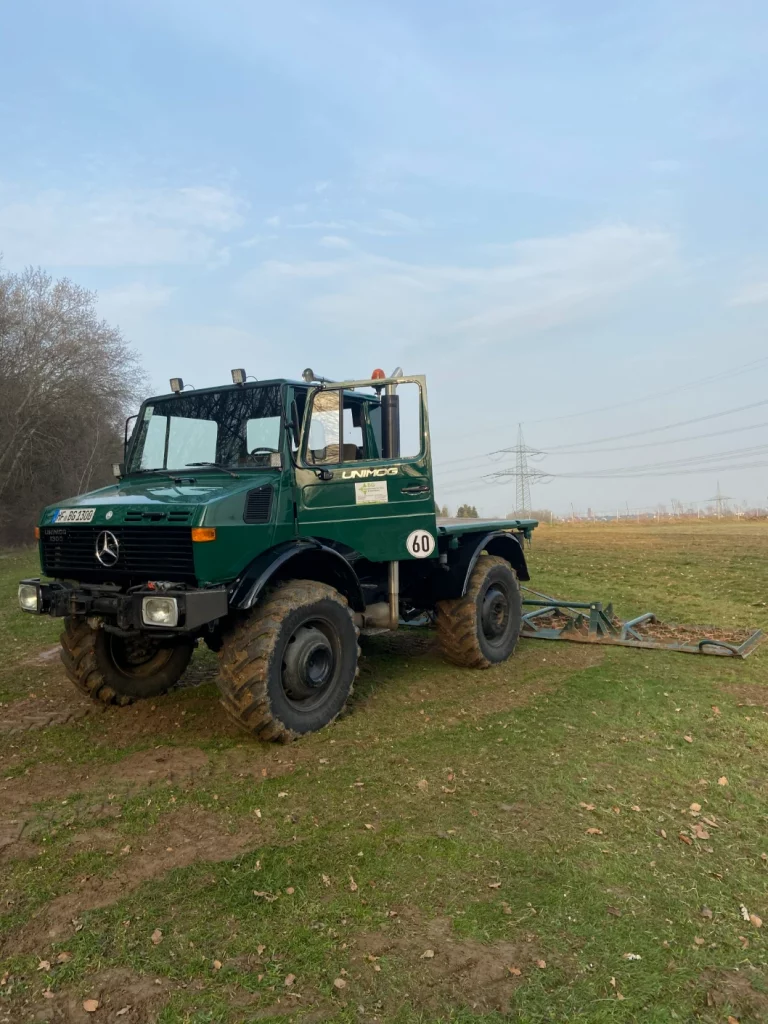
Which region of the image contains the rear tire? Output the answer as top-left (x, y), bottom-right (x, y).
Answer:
top-left (436, 555), bottom-right (522, 668)
top-left (60, 617), bottom-right (194, 706)
top-left (217, 580), bottom-right (359, 742)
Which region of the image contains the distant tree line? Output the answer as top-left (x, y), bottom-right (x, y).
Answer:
top-left (0, 265), bottom-right (144, 546)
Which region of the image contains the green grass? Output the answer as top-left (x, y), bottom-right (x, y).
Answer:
top-left (1, 525), bottom-right (767, 1023)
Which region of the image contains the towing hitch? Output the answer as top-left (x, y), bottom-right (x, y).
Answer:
top-left (520, 588), bottom-right (763, 658)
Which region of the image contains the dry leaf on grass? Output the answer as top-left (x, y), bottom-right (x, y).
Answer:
top-left (606, 906), bottom-right (622, 917)
top-left (417, 779), bottom-right (429, 791)
top-left (750, 913), bottom-right (763, 928)
top-left (285, 974), bottom-right (296, 987)
top-left (701, 906), bottom-right (713, 919)
top-left (116, 1006), bottom-right (132, 1016)
top-left (718, 776), bottom-right (728, 786)
top-left (693, 936), bottom-right (705, 946)
top-left (622, 953), bottom-right (642, 961)
top-left (678, 834), bottom-right (693, 846)
top-left (37, 961), bottom-right (50, 972)
top-left (349, 876), bottom-right (358, 892)
top-left (631, 805), bottom-right (641, 812)
top-left (728, 1017), bottom-right (739, 1024)
top-left (83, 1000), bottom-right (99, 1013)
top-left (690, 803), bottom-right (702, 813)
top-left (740, 904), bottom-right (751, 922)
top-left (586, 828), bottom-right (603, 835)
top-left (322, 874), bottom-right (331, 887)
top-left (488, 881), bottom-right (502, 889)
top-left (421, 949), bottom-right (435, 959)
top-left (684, 735), bottom-right (693, 743)
top-left (738, 935), bottom-right (749, 949)
top-left (285, 887), bottom-right (295, 895)
top-left (333, 978), bottom-right (347, 990)
top-left (55, 952), bottom-right (72, 964)
top-left (508, 966), bottom-right (522, 976)
top-left (535, 959), bottom-right (546, 969)
top-left (151, 928), bottom-right (163, 945)
top-left (213, 960), bottom-right (222, 970)
top-left (579, 802), bottom-right (596, 810)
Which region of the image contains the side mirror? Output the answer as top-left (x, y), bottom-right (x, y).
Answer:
top-left (112, 462), bottom-right (126, 479)
top-left (124, 414), bottom-right (138, 459)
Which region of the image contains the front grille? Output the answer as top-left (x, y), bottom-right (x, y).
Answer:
top-left (243, 486), bottom-right (273, 524)
top-left (40, 526), bottom-right (196, 583)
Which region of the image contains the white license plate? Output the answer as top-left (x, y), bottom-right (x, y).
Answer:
top-left (53, 508), bottom-right (96, 524)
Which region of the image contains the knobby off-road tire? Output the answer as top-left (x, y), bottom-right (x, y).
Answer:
top-left (60, 617), bottom-right (194, 706)
top-left (436, 554), bottom-right (522, 669)
top-left (217, 580), bottom-right (360, 742)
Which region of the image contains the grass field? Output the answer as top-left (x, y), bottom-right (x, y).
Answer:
top-left (1, 522), bottom-right (767, 1023)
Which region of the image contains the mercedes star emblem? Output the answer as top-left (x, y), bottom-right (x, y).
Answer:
top-left (95, 530), bottom-right (120, 567)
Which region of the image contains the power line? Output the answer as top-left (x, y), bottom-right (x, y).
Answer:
top-left (433, 396), bottom-right (768, 473)
top-left (526, 353), bottom-right (768, 424)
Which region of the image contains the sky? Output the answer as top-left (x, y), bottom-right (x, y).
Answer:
top-left (2, 0), bottom-right (768, 516)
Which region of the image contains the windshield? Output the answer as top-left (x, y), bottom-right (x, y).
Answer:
top-left (128, 385), bottom-right (283, 472)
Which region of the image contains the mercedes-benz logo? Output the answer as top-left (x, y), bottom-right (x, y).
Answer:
top-left (95, 530), bottom-right (120, 567)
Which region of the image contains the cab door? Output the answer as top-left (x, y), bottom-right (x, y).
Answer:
top-left (295, 377), bottom-right (437, 563)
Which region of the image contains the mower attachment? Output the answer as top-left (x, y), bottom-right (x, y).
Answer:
top-left (520, 588), bottom-right (763, 659)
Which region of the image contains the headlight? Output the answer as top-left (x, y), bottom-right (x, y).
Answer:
top-left (142, 596), bottom-right (179, 626)
top-left (18, 584), bottom-right (41, 613)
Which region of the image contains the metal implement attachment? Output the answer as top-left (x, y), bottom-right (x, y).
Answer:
top-left (520, 587), bottom-right (763, 658)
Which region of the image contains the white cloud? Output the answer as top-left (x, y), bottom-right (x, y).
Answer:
top-left (320, 235), bottom-right (353, 249)
top-left (0, 184), bottom-right (246, 268)
top-left (241, 223), bottom-right (676, 345)
top-left (98, 282), bottom-right (175, 319)
top-left (728, 280), bottom-right (768, 306)
top-left (265, 215), bottom-right (281, 227)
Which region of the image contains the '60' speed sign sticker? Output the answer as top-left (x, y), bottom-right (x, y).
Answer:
top-left (406, 529), bottom-right (436, 558)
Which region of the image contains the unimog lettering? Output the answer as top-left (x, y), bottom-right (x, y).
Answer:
top-left (341, 467), bottom-right (399, 479)
top-left (18, 368), bottom-right (536, 742)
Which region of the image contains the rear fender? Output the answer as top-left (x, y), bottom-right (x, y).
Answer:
top-left (435, 531), bottom-right (529, 603)
top-left (229, 540), bottom-right (365, 612)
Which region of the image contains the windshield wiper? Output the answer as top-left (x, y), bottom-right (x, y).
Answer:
top-left (185, 462), bottom-right (240, 478)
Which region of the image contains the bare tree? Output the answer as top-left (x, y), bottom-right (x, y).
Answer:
top-left (0, 265), bottom-right (144, 545)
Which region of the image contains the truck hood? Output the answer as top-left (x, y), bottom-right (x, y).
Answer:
top-left (40, 472), bottom-right (276, 526)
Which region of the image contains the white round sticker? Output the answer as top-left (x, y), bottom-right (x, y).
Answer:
top-left (406, 529), bottom-right (435, 559)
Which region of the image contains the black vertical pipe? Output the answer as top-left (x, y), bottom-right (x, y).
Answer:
top-left (381, 393), bottom-right (400, 459)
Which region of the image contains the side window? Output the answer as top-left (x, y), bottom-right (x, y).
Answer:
top-left (342, 402), bottom-right (364, 459)
top-left (307, 390), bottom-right (341, 465)
top-left (398, 382), bottom-right (422, 459)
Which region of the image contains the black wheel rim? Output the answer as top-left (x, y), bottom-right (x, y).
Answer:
top-left (480, 583), bottom-right (511, 648)
top-left (108, 635), bottom-right (174, 677)
top-left (281, 618), bottom-right (341, 712)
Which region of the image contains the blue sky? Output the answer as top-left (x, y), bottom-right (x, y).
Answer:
top-left (3, 0), bottom-right (768, 515)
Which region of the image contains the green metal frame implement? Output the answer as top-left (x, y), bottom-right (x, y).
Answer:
top-left (520, 587), bottom-right (763, 659)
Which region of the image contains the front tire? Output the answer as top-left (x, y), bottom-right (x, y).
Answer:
top-left (217, 580), bottom-right (359, 742)
top-left (60, 617), bottom-right (194, 706)
top-left (436, 555), bottom-right (522, 668)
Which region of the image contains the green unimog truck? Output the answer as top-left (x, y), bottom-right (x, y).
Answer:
top-left (18, 368), bottom-right (537, 741)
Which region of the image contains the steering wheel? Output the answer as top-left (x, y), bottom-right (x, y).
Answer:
top-left (249, 446), bottom-right (279, 457)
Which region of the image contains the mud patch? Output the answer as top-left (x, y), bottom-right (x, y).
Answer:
top-left (352, 911), bottom-right (544, 1013)
top-left (19, 967), bottom-right (173, 1023)
top-left (700, 967), bottom-right (768, 1020)
top-left (0, 681), bottom-right (100, 736)
top-left (6, 806), bottom-right (266, 956)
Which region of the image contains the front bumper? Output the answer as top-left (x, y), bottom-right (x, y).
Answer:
top-left (18, 578), bottom-right (228, 634)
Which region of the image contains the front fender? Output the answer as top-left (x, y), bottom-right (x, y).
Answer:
top-left (229, 540), bottom-right (365, 612)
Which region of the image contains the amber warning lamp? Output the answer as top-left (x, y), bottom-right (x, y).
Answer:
top-left (371, 368), bottom-right (386, 380)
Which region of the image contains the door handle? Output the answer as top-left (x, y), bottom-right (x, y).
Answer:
top-left (401, 484), bottom-right (431, 494)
